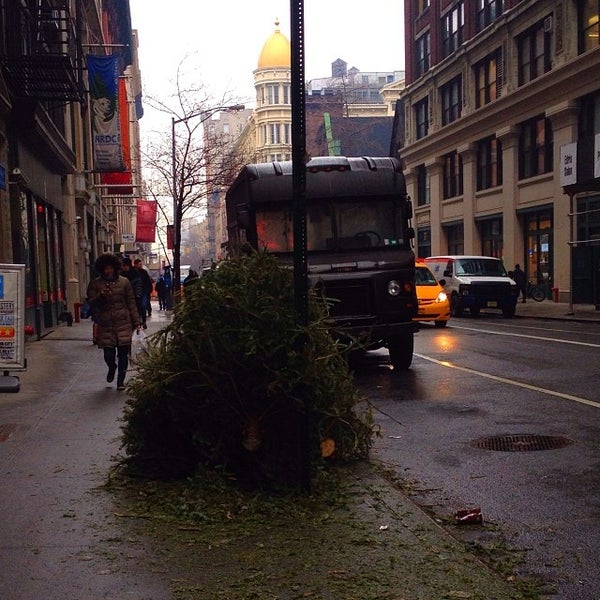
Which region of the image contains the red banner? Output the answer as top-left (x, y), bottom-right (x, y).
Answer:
top-left (101, 78), bottom-right (133, 194)
top-left (166, 225), bottom-right (174, 250)
top-left (135, 200), bottom-right (157, 243)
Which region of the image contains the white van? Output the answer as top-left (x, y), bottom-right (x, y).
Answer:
top-left (424, 256), bottom-right (519, 318)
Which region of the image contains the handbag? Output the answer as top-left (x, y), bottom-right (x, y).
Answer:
top-left (80, 298), bottom-right (92, 319)
top-left (130, 329), bottom-right (148, 364)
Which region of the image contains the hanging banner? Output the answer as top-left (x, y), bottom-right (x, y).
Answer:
top-left (101, 78), bottom-right (133, 193)
top-left (0, 264), bottom-right (26, 371)
top-left (87, 54), bottom-right (125, 172)
top-left (135, 200), bottom-right (158, 243)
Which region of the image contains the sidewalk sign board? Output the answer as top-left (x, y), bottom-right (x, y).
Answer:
top-left (0, 264), bottom-right (26, 393)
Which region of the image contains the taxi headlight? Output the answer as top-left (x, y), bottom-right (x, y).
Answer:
top-left (435, 291), bottom-right (448, 303)
top-left (387, 280), bottom-right (401, 297)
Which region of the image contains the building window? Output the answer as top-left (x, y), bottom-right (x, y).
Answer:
top-left (283, 123), bottom-right (291, 144)
top-left (480, 218), bottom-right (503, 258)
top-left (445, 223), bottom-right (464, 254)
top-left (441, 75), bottom-right (462, 126)
top-left (519, 116), bottom-right (553, 179)
top-left (517, 18), bottom-right (552, 86)
top-left (579, 1), bottom-right (600, 53)
top-left (474, 49), bottom-right (502, 107)
top-left (267, 84), bottom-right (280, 104)
top-left (414, 97), bottom-right (429, 139)
top-left (417, 0), bottom-right (430, 15)
top-left (477, 0), bottom-right (503, 31)
top-left (283, 85), bottom-right (290, 104)
top-left (415, 31), bottom-right (430, 77)
top-left (416, 164), bottom-right (430, 206)
top-left (476, 136), bottom-right (503, 190)
top-left (443, 151), bottom-right (463, 199)
top-left (417, 227), bottom-right (431, 258)
top-left (579, 91), bottom-right (600, 138)
top-left (441, 2), bottom-right (464, 58)
top-left (261, 124), bottom-right (267, 145)
top-left (269, 123), bottom-right (281, 145)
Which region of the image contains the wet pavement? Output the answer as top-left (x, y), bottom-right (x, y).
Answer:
top-left (0, 306), bottom-right (173, 600)
top-left (0, 299), bottom-right (597, 598)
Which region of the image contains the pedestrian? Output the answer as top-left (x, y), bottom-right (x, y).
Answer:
top-left (121, 257), bottom-right (145, 328)
top-left (183, 268), bottom-right (199, 285)
top-left (512, 263), bottom-right (527, 303)
top-left (155, 275), bottom-right (167, 310)
top-left (87, 253), bottom-right (140, 390)
top-left (163, 266), bottom-right (173, 310)
top-left (134, 258), bottom-right (153, 321)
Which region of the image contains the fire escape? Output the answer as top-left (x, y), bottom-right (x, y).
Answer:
top-left (0, 0), bottom-right (81, 102)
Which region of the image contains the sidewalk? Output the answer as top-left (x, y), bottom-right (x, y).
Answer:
top-left (515, 299), bottom-right (600, 322)
top-left (0, 302), bottom-right (527, 599)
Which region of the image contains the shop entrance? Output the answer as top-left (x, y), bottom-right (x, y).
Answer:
top-left (525, 210), bottom-right (553, 296)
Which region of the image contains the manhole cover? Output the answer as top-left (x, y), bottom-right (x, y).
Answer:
top-left (0, 424), bottom-right (18, 442)
top-left (470, 434), bottom-right (573, 452)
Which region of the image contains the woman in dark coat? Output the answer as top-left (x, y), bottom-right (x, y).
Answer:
top-left (87, 253), bottom-right (140, 390)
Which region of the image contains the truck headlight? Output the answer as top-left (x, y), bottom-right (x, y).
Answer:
top-left (387, 280), bottom-right (401, 296)
top-left (459, 284), bottom-right (470, 296)
top-left (435, 291), bottom-right (447, 303)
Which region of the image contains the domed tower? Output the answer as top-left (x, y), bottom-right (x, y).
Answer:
top-left (253, 19), bottom-right (292, 163)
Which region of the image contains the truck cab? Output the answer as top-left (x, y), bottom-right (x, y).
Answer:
top-left (226, 156), bottom-right (418, 370)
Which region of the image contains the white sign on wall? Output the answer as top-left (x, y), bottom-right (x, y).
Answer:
top-left (559, 143), bottom-right (577, 187)
top-left (594, 133), bottom-right (600, 179)
top-left (122, 233), bottom-right (135, 243)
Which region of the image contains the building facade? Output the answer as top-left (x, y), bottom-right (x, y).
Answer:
top-left (397, 0), bottom-right (600, 304)
top-left (0, 0), bottom-right (141, 335)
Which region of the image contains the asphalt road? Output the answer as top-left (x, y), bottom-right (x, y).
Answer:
top-left (358, 314), bottom-right (600, 600)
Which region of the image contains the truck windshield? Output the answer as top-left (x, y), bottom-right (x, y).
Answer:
top-left (455, 258), bottom-right (508, 277)
top-left (255, 199), bottom-right (405, 253)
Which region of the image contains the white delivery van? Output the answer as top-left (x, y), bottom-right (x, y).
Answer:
top-left (424, 256), bottom-right (519, 318)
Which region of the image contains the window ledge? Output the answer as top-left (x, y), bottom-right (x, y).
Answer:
top-left (442, 195), bottom-right (464, 204)
top-left (517, 172), bottom-right (553, 187)
top-left (476, 185), bottom-right (503, 198)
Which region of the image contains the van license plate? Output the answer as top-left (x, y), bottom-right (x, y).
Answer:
top-left (487, 301), bottom-right (498, 308)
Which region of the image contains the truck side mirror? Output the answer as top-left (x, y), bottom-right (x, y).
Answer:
top-left (406, 198), bottom-right (413, 220)
top-left (439, 279), bottom-right (446, 286)
top-left (443, 269), bottom-right (452, 278)
top-left (406, 227), bottom-right (415, 239)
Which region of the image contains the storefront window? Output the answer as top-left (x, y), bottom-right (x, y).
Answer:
top-left (480, 218), bottom-right (503, 258)
top-left (525, 210), bottom-right (553, 292)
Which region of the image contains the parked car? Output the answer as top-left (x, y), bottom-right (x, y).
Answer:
top-left (425, 255), bottom-right (518, 318)
top-left (414, 261), bottom-right (450, 327)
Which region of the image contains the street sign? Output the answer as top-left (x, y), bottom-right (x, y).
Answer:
top-left (559, 143), bottom-right (577, 187)
top-left (122, 233), bottom-right (135, 243)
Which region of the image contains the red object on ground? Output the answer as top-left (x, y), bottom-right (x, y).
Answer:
top-left (24, 325), bottom-right (35, 336)
top-left (455, 507), bottom-right (483, 525)
top-left (74, 302), bottom-right (82, 323)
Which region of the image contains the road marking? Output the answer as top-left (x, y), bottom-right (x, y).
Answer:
top-left (415, 353), bottom-right (600, 410)
top-left (450, 325), bottom-right (600, 348)
top-left (485, 321), bottom-right (600, 337)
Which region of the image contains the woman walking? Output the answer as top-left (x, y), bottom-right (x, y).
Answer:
top-left (87, 253), bottom-right (140, 390)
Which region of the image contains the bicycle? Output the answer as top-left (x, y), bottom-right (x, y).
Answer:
top-left (526, 281), bottom-right (546, 302)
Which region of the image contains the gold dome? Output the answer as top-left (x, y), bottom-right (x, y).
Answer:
top-left (257, 19), bottom-right (290, 69)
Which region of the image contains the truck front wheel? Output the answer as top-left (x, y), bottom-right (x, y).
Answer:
top-left (388, 333), bottom-right (414, 371)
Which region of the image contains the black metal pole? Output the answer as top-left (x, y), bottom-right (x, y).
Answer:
top-left (290, 0), bottom-right (311, 491)
top-left (291, 0), bottom-right (308, 326)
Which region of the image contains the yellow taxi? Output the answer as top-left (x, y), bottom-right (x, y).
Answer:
top-left (414, 261), bottom-right (451, 328)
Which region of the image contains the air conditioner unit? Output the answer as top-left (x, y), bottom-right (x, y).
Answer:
top-left (544, 16), bottom-right (553, 33)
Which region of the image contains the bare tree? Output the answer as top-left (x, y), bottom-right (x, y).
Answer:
top-left (142, 60), bottom-right (247, 300)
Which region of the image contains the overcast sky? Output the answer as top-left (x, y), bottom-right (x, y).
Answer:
top-left (128, 0), bottom-right (405, 135)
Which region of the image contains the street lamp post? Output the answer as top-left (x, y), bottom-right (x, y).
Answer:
top-left (170, 103), bottom-right (245, 301)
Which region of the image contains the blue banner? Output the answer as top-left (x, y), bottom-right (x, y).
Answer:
top-left (87, 54), bottom-right (125, 172)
